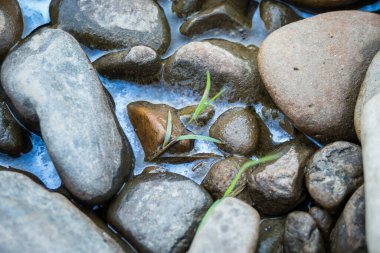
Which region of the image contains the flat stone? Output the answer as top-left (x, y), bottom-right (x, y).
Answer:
top-left (305, 141), bottom-right (363, 212)
top-left (188, 197), bottom-right (260, 253)
top-left (50, 0), bottom-right (170, 53)
top-left (172, 0), bottom-right (204, 18)
top-left (285, 0), bottom-right (360, 8)
top-left (256, 217), bottom-right (286, 253)
top-left (0, 170), bottom-right (129, 253)
top-left (107, 172), bottom-right (212, 253)
top-left (258, 11), bottom-right (380, 143)
top-left (1, 28), bottom-right (134, 204)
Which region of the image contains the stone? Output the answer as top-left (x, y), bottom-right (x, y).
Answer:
top-left (330, 185), bottom-right (366, 253)
top-left (178, 104), bottom-right (215, 126)
top-left (260, 0), bottom-right (301, 33)
top-left (284, 211), bottom-right (325, 253)
top-left (93, 46), bottom-right (161, 83)
top-left (172, 0), bottom-right (204, 18)
top-left (256, 217), bottom-right (286, 253)
top-left (355, 51), bottom-right (380, 141)
top-left (309, 207), bottom-right (333, 242)
top-left (107, 172), bottom-right (212, 253)
top-left (164, 39), bottom-right (264, 103)
top-left (0, 0), bottom-right (23, 61)
top-left (247, 138), bottom-right (315, 215)
top-left (188, 197), bottom-right (260, 253)
top-left (50, 0), bottom-right (171, 54)
top-left (258, 11), bottom-right (380, 143)
top-left (0, 170), bottom-right (129, 253)
top-left (180, 0), bottom-right (253, 37)
top-left (305, 141), bottom-right (363, 212)
top-left (285, 0), bottom-right (360, 8)
top-left (1, 28), bottom-right (134, 204)
top-left (127, 101), bottom-right (194, 160)
top-left (209, 107), bottom-right (260, 156)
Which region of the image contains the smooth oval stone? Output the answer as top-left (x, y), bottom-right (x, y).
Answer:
top-left (0, 170), bottom-right (130, 253)
top-left (1, 28), bottom-right (134, 204)
top-left (164, 39), bottom-right (263, 102)
top-left (256, 217), bottom-right (286, 253)
top-left (258, 11), bottom-right (380, 144)
top-left (355, 51), bottom-right (380, 141)
top-left (285, 0), bottom-right (360, 8)
top-left (188, 197), bottom-right (260, 253)
top-left (172, 0), bottom-right (204, 18)
top-left (50, 0), bottom-right (170, 54)
top-left (107, 172), bottom-right (212, 253)
top-left (0, 0), bottom-right (23, 60)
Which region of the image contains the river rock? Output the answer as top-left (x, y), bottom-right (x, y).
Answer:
top-left (1, 28), bottom-right (134, 204)
top-left (172, 0), bottom-right (204, 18)
top-left (188, 197), bottom-right (260, 253)
top-left (285, 0), bottom-right (360, 8)
top-left (178, 104), bottom-right (215, 126)
top-left (50, 0), bottom-right (170, 53)
top-left (260, 0), bottom-right (301, 33)
top-left (355, 51), bottom-right (380, 141)
top-left (309, 207), bottom-right (333, 242)
top-left (0, 0), bottom-right (23, 61)
top-left (0, 171), bottom-right (128, 253)
top-left (256, 217), bottom-right (286, 253)
top-left (258, 11), bottom-right (380, 143)
top-left (107, 172), bottom-right (212, 253)
top-left (330, 185), bottom-right (366, 253)
top-left (284, 211), bottom-right (325, 253)
top-left (164, 39), bottom-right (263, 102)
top-left (247, 139), bottom-right (315, 215)
top-left (127, 101), bottom-right (194, 160)
top-left (305, 141), bottom-right (363, 212)
top-left (209, 107), bottom-right (260, 156)
top-left (93, 46), bottom-right (162, 83)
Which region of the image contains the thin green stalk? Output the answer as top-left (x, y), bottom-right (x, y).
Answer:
top-left (163, 111), bottom-right (172, 147)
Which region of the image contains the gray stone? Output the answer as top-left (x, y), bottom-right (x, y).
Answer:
top-left (309, 207), bottom-right (333, 242)
top-left (107, 172), bottom-right (212, 253)
top-left (0, 170), bottom-right (129, 253)
top-left (330, 185), bottom-right (366, 253)
top-left (50, 0), bottom-right (170, 54)
top-left (258, 11), bottom-right (380, 143)
top-left (1, 28), bottom-right (134, 204)
top-left (188, 197), bottom-right (260, 253)
top-left (164, 39), bottom-right (263, 103)
top-left (305, 141), bottom-right (363, 213)
top-left (172, 0), bottom-right (204, 18)
top-left (256, 217), bottom-right (286, 253)
top-left (355, 51), bottom-right (380, 141)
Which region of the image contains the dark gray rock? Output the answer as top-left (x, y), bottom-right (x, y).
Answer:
top-left (172, 0), bottom-right (204, 18)
top-left (1, 28), bottom-right (134, 204)
top-left (50, 0), bottom-right (170, 54)
top-left (260, 0), bottom-right (300, 33)
top-left (256, 217), bottom-right (286, 253)
top-left (0, 171), bottom-right (129, 253)
top-left (309, 207), bottom-right (333, 242)
top-left (305, 141), bottom-right (363, 212)
top-left (107, 172), bottom-right (213, 253)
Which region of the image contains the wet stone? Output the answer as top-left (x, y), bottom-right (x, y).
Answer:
top-left (1, 28), bottom-right (134, 204)
top-left (209, 107), bottom-right (260, 156)
top-left (50, 0), bottom-right (171, 53)
top-left (107, 172), bottom-right (213, 253)
top-left (305, 141), bottom-right (363, 213)
top-left (256, 217), bottom-right (286, 253)
top-left (188, 197), bottom-right (260, 253)
top-left (172, 0), bottom-right (204, 18)
top-left (309, 207), bottom-right (333, 242)
top-left (178, 104), bottom-right (215, 126)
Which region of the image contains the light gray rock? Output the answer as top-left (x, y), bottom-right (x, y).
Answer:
top-left (0, 170), bottom-right (129, 253)
top-left (1, 28), bottom-right (134, 204)
top-left (107, 172), bottom-right (212, 253)
top-left (188, 197), bottom-right (260, 253)
top-left (355, 51), bottom-right (380, 141)
top-left (50, 0), bottom-right (170, 53)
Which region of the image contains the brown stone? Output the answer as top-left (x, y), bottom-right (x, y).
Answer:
top-left (285, 0), bottom-right (360, 8)
top-left (309, 207), bottom-right (333, 242)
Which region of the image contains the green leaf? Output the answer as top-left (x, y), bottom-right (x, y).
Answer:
top-left (189, 71), bottom-right (211, 124)
top-left (204, 88), bottom-right (226, 109)
top-left (223, 153), bottom-right (282, 198)
top-left (163, 111), bottom-right (172, 147)
top-left (176, 134), bottom-right (223, 144)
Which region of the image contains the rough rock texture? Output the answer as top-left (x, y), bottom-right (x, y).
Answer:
top-left (260, 0), bottom-right (301, 33)
top-left (309, 207), bottom-right (333, 242)
top-left (1, 28), bottom-right (134, 204)
top-left (284, 211), bottom-right (325, 253)
top-left (285, 0), bottom-right (360, 8)
top-left (256, 217), bottom-right (286, 253)
top-left (0, 171), bottom-right (128, 253)
top-left (209, 107), bottom-right (260, 156)
top-left (188, 197), bottom-right (260, 253)
top-left (164, 39), bottom-right (264, 102)
top-left (355, 51), bottom-right (380, 141)
top-left (50, 0), bottom-right (170, 53)
top-left (93, 46), bottom-right (162, 82)
top-left (305, 141), bottom-right (363, 212)
top-left (127, 101), bottom-right (194, 160)
top-left (172, 0), bottom-right (204, 18)
top-left (247, 139), bottom-right (315, 215)
top-left (330, 185), bottom-right (366, 253)
top-left (0, 0), bottom-right (23, 61)
top-left (258, 11), bottom-right (380, 143)
top-left (108, 172), bottom-right (212, 253)
top-left (178, 104), bottom-right (215, 127)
